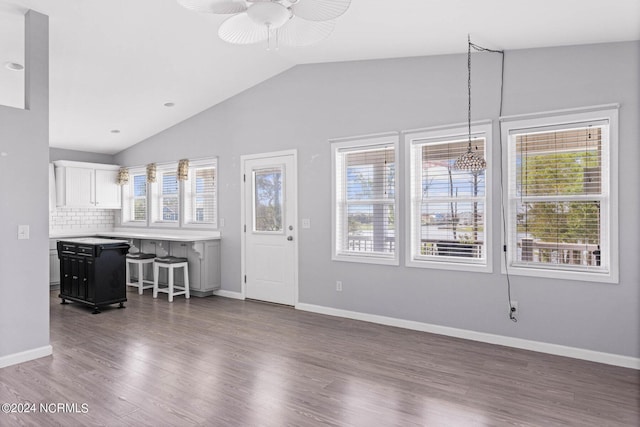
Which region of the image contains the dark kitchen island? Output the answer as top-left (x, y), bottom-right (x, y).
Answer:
top-left (57, 238), bottom-right (130, 314)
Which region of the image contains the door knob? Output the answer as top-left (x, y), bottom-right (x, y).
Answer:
top-left (287, 236), bottom-right (293, 241)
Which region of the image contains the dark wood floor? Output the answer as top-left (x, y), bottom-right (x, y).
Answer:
top-left (0, 290), bottom-right (638, 426)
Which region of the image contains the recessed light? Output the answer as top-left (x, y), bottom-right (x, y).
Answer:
top-left (110, 129), bottom-right (121, 134)
top-left (163, 102), bottom-right (175, 107)
top-left (4, 62), bottom-right (24, 71)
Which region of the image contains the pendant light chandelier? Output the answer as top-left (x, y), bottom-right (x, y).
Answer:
top-left (454, 35), bottom-right (487, 172)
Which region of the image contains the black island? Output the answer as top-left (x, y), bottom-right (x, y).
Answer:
top-left (57, 238), bottom-right (130, 314)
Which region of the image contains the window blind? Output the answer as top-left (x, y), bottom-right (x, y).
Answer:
top-left (160, 171), bottom-right (179, 222)
top-left (336, 145), bottom-right (396, 256)
top-left (509, 124), bottom-right (606, 271)
top-left (132, 174), bottom-right (147, 221)
top-left (412, 138), bottom-right (486, 261)
top-left (188, 165), bottom-right (217, 225)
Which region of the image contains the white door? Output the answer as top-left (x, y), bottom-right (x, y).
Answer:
top-left (242, 151), bottom-right (297, 305)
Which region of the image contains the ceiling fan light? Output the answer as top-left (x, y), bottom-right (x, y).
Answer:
top-left (247, 2), bottom-right (291, 29)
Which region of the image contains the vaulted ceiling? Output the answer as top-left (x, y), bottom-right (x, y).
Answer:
top-left (1, 0), bottom-right (638, 154)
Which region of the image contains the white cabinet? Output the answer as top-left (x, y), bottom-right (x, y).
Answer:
top-left (171, 239), bottom-right (221, 296)
top-left (130, 238), bottom-right (221, 297)
top-left (63, 166), bottom-right (94, 207)
top-left (54, 161), bottom-right (121, 209)
top-left (95, 169), bottom-right (121, 207)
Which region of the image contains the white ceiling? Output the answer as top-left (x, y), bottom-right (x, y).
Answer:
top-left (1, 0), bottom-right (638, 154)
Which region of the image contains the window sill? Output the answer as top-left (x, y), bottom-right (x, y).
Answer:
top-left (502, 264), bottom-right (618, 283)
top-left (332, 253), bottom-right (399, 266)
top-left (148, 221), bottom-right (180, 228)
top-left (406, 258), bottom-right (492, 273)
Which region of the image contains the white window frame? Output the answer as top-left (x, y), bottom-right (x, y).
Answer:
top-left (331, 132), bottom-right (399, 266)
top-left (183, 158), bottom-right (218, 229)
top-left (150, 164), bottom-right (180, 227)
top-left (500, 105), bottom-right (619, 283)
top-left (404, 122), bottom-right (493, 272)
top-left (121, 167), bottom-right (148, 226)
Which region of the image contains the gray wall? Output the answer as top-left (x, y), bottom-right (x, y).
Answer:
top-left (116, 41), bottom-right (640, 358)
top-left (0, 11), bottom-right (50, 359)
top-left (49, 147), bottom-right (115, 164)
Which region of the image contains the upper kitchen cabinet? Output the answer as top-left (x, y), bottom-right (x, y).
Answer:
top-left (54, 161), bottom-right (121, 209)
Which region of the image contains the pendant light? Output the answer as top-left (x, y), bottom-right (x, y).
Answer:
top-left (454, 35), bottom-right (487, 172)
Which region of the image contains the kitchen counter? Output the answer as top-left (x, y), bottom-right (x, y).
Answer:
top-left (50, 228), bottom-right (221, 242)
top-left (50, 228), bottom-right (221, 297)
top-left (57, 237), bottom-right (130, 245)
top-left (99, 230), bottom-right (220, 242)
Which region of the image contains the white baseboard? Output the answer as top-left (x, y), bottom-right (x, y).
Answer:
top-left (0, 345), bottom-right (53, 369)
top-left (213, 289), bottom-right (244, 300)
top-left (295, 303), bottom-right (640, 370)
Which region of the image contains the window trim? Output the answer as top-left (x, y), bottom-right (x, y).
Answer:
top-left (500, 105), bottom-right (619, 283)
top-left (182, 158), bottom-right (218, 229)
top-left (330, 132), bottom-right (400, 266)
top-left (404, 121), bottom-right (493, 273)
top-left (120, 167), bottom-right (149, 227)
top-left (150, 166), bottom-right (180, 227)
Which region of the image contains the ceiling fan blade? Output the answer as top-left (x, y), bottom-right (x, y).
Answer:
top-left (291, 0), bottom-right (351, 22)
top-left (277, 17), bottom-right (335, 46)
top-left (177, 0), bottom-right (248, 14)
top-left (218, 14), bottom-right (268, 44)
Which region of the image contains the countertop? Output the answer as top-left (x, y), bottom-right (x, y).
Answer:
top-left (57, 237), bottom-right (130, 245)
top-left (50, 228), bottom-right (221, 242)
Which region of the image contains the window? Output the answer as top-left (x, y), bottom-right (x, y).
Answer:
top-left (253, 167), bottom-right (283, 232)
top-left (502, 106), bottom-right (618, 282)
top-left (121, 168), bottom-right (147, 224)
top-left (149, 166), bottom-right (180, 226)
top-left (160, 171), bottom-right (179, 222)
top-left (331, 133), bottom-right (399, 265)
top-left (405, 123), bottom-right (492, 271)
top-left (184, 159), bottom-right (218, 227)
top-left (124, 158), bottom-right (218, 229)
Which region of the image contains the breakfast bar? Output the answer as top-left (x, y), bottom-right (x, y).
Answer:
top-left (51, 229), bottom-right (221, 297)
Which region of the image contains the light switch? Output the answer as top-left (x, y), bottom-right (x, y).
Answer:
top-left (18, 225), bottom-right (30, 240)
top-left (220, 218), bottom-right (225, 227)
top-left (302, 218), bottom-right (311, 229)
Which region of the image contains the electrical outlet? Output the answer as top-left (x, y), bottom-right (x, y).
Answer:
top-left (336, 280), bottom-right (342, 292)
top-left (509, 300), bottom-right (518, 314)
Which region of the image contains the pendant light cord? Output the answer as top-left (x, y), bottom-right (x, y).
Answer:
top-left (468, 36), bottom-right (515, 322)
top-left (467, 35), bottom-right (472, 149)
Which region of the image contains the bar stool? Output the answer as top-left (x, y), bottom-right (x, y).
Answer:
top-left (125, 252), bottom-right (156, 295)
top-left (153, 256), bottom-right (190, 302)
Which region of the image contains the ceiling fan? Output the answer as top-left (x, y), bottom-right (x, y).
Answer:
top-left (177, 0), bottom-right (351, 48)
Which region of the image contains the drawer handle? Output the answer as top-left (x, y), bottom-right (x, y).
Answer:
top-left (72, 276), bottom-right (78, 279)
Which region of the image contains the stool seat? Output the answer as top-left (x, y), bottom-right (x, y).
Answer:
top-left (126, 253), bottom-right (156, 295)
top-left (155, 256), bottom-right (188, 264)
top-left (126, 252), bottom-right (156, 260)
top-left (153, 257), bottom-right (190, 302)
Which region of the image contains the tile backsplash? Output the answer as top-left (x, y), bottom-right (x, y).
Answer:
top-left (50, 207), bottom-right (115, 232)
